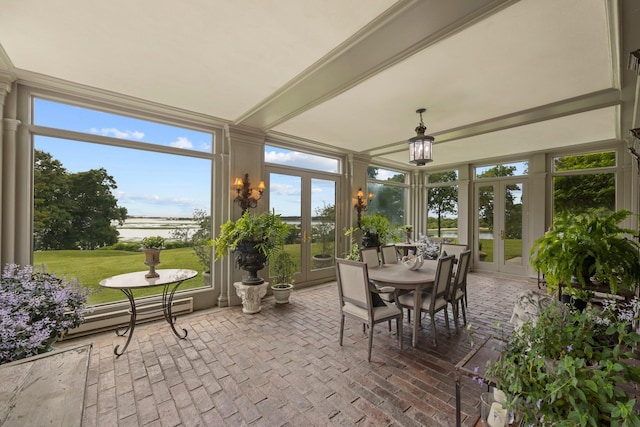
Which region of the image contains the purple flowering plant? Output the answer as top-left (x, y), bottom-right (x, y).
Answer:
top-left (415, 234), bottom-right (442, 260)
top-left (485, 298), bottom-right (640, 426)
top-left (0, 264), bottom-right (90, 364)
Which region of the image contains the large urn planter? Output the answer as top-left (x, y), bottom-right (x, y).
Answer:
top-left (312, 254), bottom-right (333, 268)
top-left (235, 240), bottom-right (267, 285)
top-left (361, 232), bottom-right (381, 248)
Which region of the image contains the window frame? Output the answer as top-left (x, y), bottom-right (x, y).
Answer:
top-left (22, 86), bottom-right (222, 330)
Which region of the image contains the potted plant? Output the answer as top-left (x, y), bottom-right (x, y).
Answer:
top-left (210, 210), bottom-right (289, 285)
top-left (0, 264), bottom-right (90, 364)
top-left (140, 235), bottom-right (165, 278)
top-left (360, 214), bottom-right (393, 248)
top-left (485, 298), bottom-right (640, 425)
top-left (402, 224), bottom-right (413, 243)
top-left (312, 203), bottom-right (335, 268)
top-left (269, 246), bottom-right (296, 304)
top-left (530, 209), bottom-right (640, 302)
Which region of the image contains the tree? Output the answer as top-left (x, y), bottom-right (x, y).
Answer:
top-left (34, 151), bottom-right (73, 250)
top-left (553, 152), bottom-right (615, 215)
top-left (367, 169), bottom-right (406, 225)
top-left (33, 150), bottom-right (128, 250)
top-left (476, 165), bottom-right (517, 234)
top-left (426, 171), bottom-right (457, 237)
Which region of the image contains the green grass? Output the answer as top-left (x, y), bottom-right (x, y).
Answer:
top-left (479, 239), bottom-right (522, 263)
top-left (34, 248), bottom-right (205, 305)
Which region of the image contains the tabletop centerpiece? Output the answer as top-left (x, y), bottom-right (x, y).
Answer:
top-left (140, 235), bottom-right (165, 278)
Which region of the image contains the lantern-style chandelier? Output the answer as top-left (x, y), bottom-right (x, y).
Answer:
top-left (408, 108), bottom-right (434, 166)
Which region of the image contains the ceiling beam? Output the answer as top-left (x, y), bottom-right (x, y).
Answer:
top-left (368, 89), bottom-right (622, 156)
top-left (237, 0), bottom-right (518, 131)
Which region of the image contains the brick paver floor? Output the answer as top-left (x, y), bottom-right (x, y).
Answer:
top-left (61, 273), bottom-right (540, 426)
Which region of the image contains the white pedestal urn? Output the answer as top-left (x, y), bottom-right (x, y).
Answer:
top-left (234, 282), bottom-right (269, 314)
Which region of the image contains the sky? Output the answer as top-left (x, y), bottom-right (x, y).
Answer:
top-left (34, 99), bottom-right (339, 218)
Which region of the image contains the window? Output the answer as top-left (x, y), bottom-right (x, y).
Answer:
top-left (426, 170), bottom-right (458, 240)
top-left (475, 161), bottom-right (528, 179)
top-left (552, 151), bottom-right (615, 215)
top-left (32, 98), bottom-right (213, 305)
top-left (366, 166), bottom-right (407, 226)
top-left (265, 145), bottom-right (339, 173)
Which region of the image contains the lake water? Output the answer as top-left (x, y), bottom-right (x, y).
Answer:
top-left (117, 217), bottom-right (199, 242)
top-left (117, 218), bottom-right (493, 242)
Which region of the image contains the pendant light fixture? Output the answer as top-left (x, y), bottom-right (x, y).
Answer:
top-left (408, 108), bottom-right (434, 166)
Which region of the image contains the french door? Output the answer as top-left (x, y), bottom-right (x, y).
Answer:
top-left (267, 167), bottom-right (339, 283)
top-left (474, 179), bottom-right (527, 275)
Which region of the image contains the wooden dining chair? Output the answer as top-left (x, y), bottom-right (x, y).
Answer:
top-left (380, 245), bottom-right (398, 264)
top-left (449, 250), bottom-right (471, 331)
top-left (397, 254), bottom-right (455, 346)
top-left (360, 246), bottom-right (394, 330)
top-left (335, 259), bottom-right (403, 362)
top-left (440, 243), bottom-right (468, 260)
top-left (360, 247), bottom-right (379, 268)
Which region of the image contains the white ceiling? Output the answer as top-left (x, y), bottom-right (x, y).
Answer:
top-left (0, 0), bottom-right (638, 170)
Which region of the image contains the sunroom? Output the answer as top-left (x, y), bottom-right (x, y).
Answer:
top-left (1, 1), bottom-right (640, 425)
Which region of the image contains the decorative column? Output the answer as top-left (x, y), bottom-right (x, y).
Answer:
top-left (233, 282), bottom-right (269, 314)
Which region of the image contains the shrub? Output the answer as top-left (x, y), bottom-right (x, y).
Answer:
top-left (0, 264), bottom-right (90, 364)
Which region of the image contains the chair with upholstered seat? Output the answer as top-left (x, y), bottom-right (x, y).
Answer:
top-left (440, 243), bottom-right (468, 260)
top-left (397, 254), bottom-right (455, 346)
top-left (360, 247), bottom-right (379, 269)
top-left (449, 250), bottom-right (471, 331)
top-left (335, 258), bottom-right (403, 362)
top-left (360, 246), bottom-right (396, 329)
top-left (380, 245), bottom-right (398, 264)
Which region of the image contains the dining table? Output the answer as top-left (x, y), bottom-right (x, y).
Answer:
top-left (367, 259), bottom-right (437, 347)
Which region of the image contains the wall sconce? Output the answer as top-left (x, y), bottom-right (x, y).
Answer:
top-left (354, 188), bottom-right (374, 228)
top-left (234, 173), bottom-right (265, 213)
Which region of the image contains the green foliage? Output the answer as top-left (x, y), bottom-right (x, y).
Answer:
top-left (360, 214), bottom-right (396, 244)
top-left (210, 211), bottom-right (289, 260)
top-left (34, 150), bottom-right (128, 250)
top-left (486, 300), bottom-right (640, 426)
top-left (476, 165), bottom-right (522, 238)
top-left (343, 228), bottom-right (361, 260)
top-left (313, 203), bottom-right (335, 255)
top-left (367, 183), bottom-right (405, 225)
top-left (270, 246), bottom-right (296, 285)
top-left (553, 151), bottom-right (616, 215)
top-left (530, 209), bottom-right (640, 296)
top-left (427, 171), bottom-right (458, 237)
top-left (140, 236), bottom-right (165, 249)
top-left (190, 209), bottom-right (212, 271)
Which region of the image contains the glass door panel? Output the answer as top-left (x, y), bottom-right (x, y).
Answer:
top-left (503, 182), bottom-right (524, 269)
top-left (477, 185), bottom-right (494, 264)
top-left (268, 170), bottom-right (338, 283)
top-left (475, 180), bottom-right (526, 275)
top-left (269, 173), bottom-right (302, 280)
top-left (311, 178), bottom-right (336, 271)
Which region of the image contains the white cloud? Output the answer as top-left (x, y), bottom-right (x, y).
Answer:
top-left (90, 127), bottom-right (145, 140)
top-left (170, 137), bottom-right (193, 149)
top-left (264, 149), bottom-right (338, 172)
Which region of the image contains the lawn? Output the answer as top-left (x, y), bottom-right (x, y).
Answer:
top-left (479, 238), bottom-right (523, 263)
top-left (34, 247), bottom-right (205, 305)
